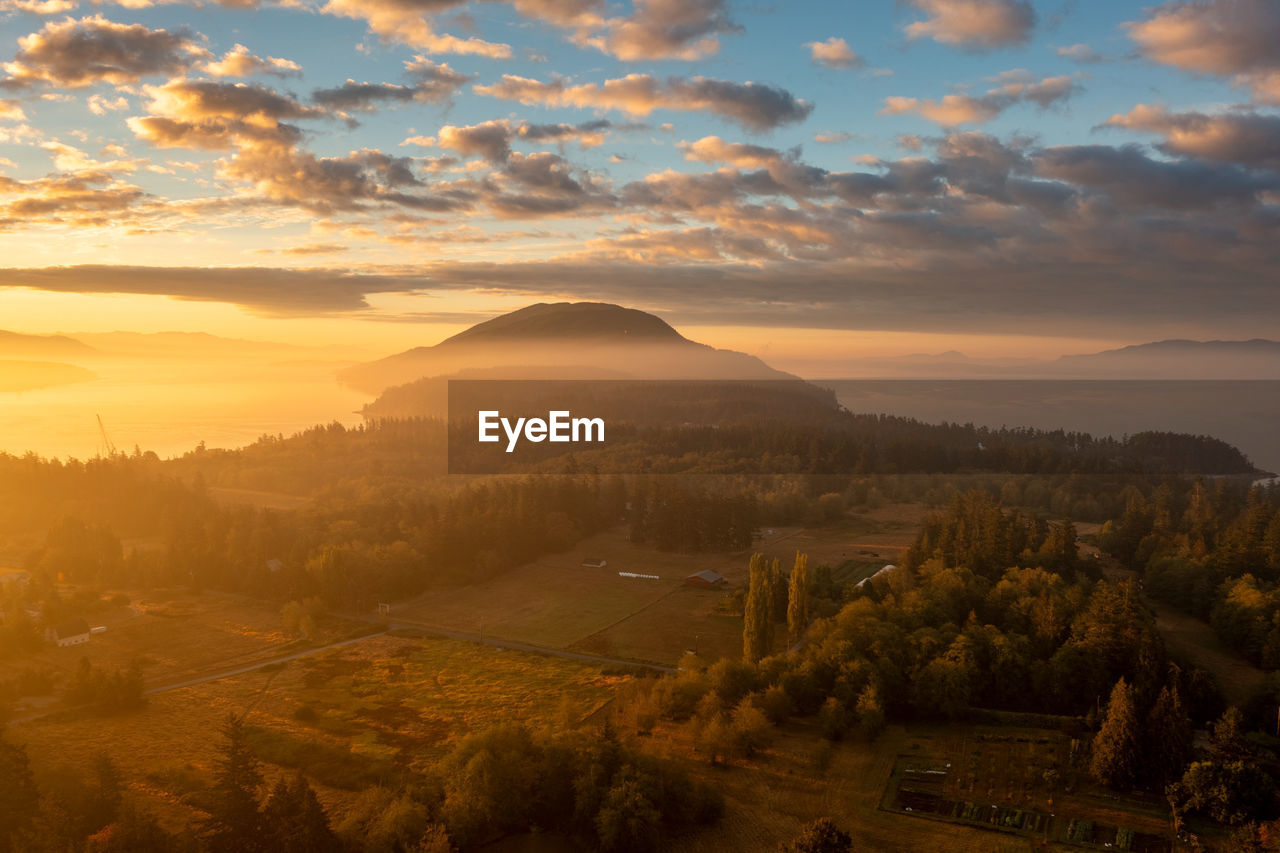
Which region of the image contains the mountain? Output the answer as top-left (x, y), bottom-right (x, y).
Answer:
top-left (340, 302), bottom-right (794, 396)
top-left (0, 330), bottom-right (96, 359)
top-left (1053, 339), bottom-right (1280, 379)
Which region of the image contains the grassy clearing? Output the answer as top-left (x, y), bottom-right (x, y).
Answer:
top-left (394, 512), bottom-right (929, 665)
top-left (0, 590), bottom-right (341, 688)
top-left (12, 633), bottom-right (625, 828)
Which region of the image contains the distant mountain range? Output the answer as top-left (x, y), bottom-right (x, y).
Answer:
top-left (340, 302), bottom-right (794, 398)
top-left (831, 339), bottom-right (1280, 379)
top-left (0, 330), bottom-right (96, 359)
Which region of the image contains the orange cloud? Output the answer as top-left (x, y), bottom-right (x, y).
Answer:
top-left (1, 16), bottom-right (209, 88)
top-left (904, 0), bottom-right (1035, 52)
top-left (805, 37), bottom-right (862, 70)
top-left (1126, 0), bottom-right (1280, 104)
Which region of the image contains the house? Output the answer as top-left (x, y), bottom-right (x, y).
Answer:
top-left (580, 558), bottom-right (608, 568)
top-left (855, 565), bottom-right (897, 590)
top-left (51, 618), bottom-right (91, 648)
top-left (684, 570), bottom-right (726, 589)
top-left (0, 569), bottom-right (29, 587)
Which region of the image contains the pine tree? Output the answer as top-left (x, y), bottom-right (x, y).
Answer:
top-left (0, 728), bottom-right (39, 853)
top-left (1146, 685), bottom-right (1192, 787)
top-left (203, 714), bottom-right (265, 853)
top-left (1091, 677), bottom-right (1142, 789)
top-left (262, 773), bottom-right (339, 852)
top-left (787, 552), bottom-right (810, 643)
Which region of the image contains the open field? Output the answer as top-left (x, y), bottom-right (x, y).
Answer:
top-left (12, 633), bottom-right (625, 829)
top-left (392, 507), bottom-right (928, 666)
top-left (0, 589), bottom-right (371, 712)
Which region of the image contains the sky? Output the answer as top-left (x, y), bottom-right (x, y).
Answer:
top-left (1, 0), bottom-right (1279, 358)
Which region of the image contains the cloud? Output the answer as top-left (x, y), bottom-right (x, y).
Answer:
top-left (1102, 104), bottom-right (1280, 169)
top-left (881, 72), bottom-right (1078, 126)
top-left (0, 265), bottom-right (431, 313)
top-left (903, 0), bottom-right (1035, 52)
top-left (517, 118), bottom-right (617, 147)
top-left (1126, 0), bottom-right (1280, 103)
top-left (0, 99), bottom-right (26, 120)
top-left (436, 119), bottom-right (515, 163)
top-left (1056, 43), bottom-right (1104, 64)
top-left (319, 0), bottom-right (513, 57)
top-left (814, 131), bottom-right (852, 144)
top-left (593, 0), bottom-right (737, 61)
top-left (1, 16), bottom-right (209, 89)
top-left (201, 44), bottom-right (302, 78)
top-left (474, 74), bottom-right (813, 132)
top-left (313, 64), bottom-right (468, 111)
top-left (1033, 143), bottom-right (1277, 209)
top-left (805, 37), bottom-right (863, 70)
top-left (86, 94), bottom-right (129, 114)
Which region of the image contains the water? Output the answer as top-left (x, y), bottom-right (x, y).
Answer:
top-left (0, 357), bottom-right (369, 460)
top-left (819, 380), bottom-right (1280, 475)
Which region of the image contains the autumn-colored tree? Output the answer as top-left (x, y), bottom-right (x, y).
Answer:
top-left (779, 817), bottom-right (854, 852)
top-left (1091, 677), bottom-right (1142, 789)
top-left (787, 552), bottom-right (811, 643)
top-left (743, 554), bottom-right (774, 663)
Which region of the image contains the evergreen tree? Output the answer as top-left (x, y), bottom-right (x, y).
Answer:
top-left (262, 772), bottom-right (340, 852)
top-left (203, 714), bottom-right (265, 853)
top-left (0, 728), bottom-right (39, 853)
top-left (1146, 685), bottom-right (1192, 787)
top-left (787, 552), bottom-right (810, 643)
top-left (1091, 677), bottom-right (1142, 789)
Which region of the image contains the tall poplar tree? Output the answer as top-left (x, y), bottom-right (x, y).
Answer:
top-left (787, 552), bottom-right (810, 643)
top-left (743, 554), bottom-right (772, 663)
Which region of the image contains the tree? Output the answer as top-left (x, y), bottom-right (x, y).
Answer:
top-left (1170, 760), bottom-right (1279, 826)
top-left (262, 773), bottom-right (340, 852)
top-left (743, 554), bottom-right (775, 663)
top-left (203, 714), bottom-right (265, 853)
top-left (0, 728), bottom-right (38, 853)
top-left (595, 768), bottom-right (661, 853)
top-left (1091, 677), bottom-right (1142, 789)
top-left (779, 817), bottom-right (854, 852)
top-left (787, 552), bottom-right (811, 643)
top-left (1146, 685), bottom-right (1192, 787)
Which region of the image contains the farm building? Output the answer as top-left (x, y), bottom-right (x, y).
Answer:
top-left (684, 570), bottom-right (726, 589)
top-left (855, 565), bottom-right (896, 589)
top-left (0, 569), bottom-right (29, 587)
top-left (580, 558), bottom-right (608, 568)
top-left (50, 618), bottom-right (91, 648)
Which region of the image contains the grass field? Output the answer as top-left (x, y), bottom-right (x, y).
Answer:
top-left (393, 507), bottom-right (929, 665)
top-left (12, 633), bottom-right (625, 829)
top-left (0, 590), bottom-right (353, 691)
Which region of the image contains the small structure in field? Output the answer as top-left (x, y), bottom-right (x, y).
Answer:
top-left (581, 558), bottom-right (608, 568)
top-left (855, 564), bottom-right (896, 589)
top-left (0, 569), bottom-right (29, 587)
top-left (684, 570), bottom-right (726, 589)
top-left (50, 618), bottom-right (91, 647)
